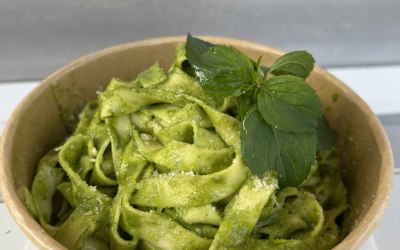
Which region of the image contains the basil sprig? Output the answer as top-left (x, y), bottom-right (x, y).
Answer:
top-left (185, 34), bottom-right (336, 187)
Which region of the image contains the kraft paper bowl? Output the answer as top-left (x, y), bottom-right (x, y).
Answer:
top-left (0, 36), bottom-right (393, 249)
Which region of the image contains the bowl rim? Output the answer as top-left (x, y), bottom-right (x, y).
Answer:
top-left (0, 35), bottom-right (394, 250)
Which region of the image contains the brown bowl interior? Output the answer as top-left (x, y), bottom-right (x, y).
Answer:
top-left (0, 36), bottom-right (393, 250)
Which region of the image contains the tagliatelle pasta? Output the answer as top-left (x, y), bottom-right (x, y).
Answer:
top-left (23, 44), bottom-right (347, 250)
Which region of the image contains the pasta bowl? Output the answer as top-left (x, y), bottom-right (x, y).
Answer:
top-left (0, 36), bottom-right (393, 249)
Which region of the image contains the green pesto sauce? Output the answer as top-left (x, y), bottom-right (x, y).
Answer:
top-left (25, 43), bottom-right (347, 250)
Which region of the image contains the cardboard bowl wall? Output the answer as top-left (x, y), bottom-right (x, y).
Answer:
top-left (0, 36), bottom-right (393, 250)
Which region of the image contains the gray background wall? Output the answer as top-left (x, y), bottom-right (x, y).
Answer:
top-left (1, 0), bottom-right (399, 82)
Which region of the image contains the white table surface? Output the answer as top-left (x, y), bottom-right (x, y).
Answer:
top-left (1, 65), bottom-right (400, 249)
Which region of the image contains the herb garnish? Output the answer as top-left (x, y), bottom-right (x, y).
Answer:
top-left (185, 34), bottom-right (336, 187)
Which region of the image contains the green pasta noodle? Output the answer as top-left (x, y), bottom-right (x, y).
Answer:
top-left (25, 43), bottom-right (347, 250)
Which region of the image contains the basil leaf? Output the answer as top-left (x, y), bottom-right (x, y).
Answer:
top-left (257, 75), bottom-right (322, 132)
top-left (252, 56), bottom-right (262, 71)
top-left (241, 108), bottom-right (316, 187)
top-left (273, 128), bottom-right (316, 187)
top-left (191, 45), bottom-right (256, 97)
top-left (252, 56), bottom-right (269, 74)
top-left (241, 108), bottom-right (278, 178)
top-left (185, 33), bottom-right (214, 66)
top-left (316, 115), bottom-right (337, 151)
top-left (238, 98), bottom-right (254, 121)
top-left (252, 56), bottom-right (268, 86)
top-left (269, 51), bottom-right (315, 79)
top-left (236, 86), bottom-right (258, 120)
